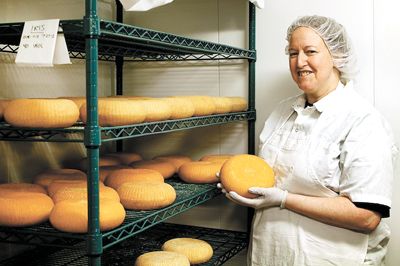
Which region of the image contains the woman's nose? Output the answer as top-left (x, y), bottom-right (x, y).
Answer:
top-left (296, 51), bottom-right (308, 67)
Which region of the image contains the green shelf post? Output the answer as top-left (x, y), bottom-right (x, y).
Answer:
top-left (84, 0), bottom-right (102, 265)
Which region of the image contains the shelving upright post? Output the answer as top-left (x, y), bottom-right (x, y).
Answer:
top-left (84, 0), bottom-right (102, 265)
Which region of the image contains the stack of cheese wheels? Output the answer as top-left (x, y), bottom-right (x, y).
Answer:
top-left (153, 155), bottom-right (192, 173)
top-left (33, 169), bottom-right (87, 189)
top-left (162, 238), bottom-right (213, 264)
top-left (178, 161), bottom-right (222, 183)
top-left (0, 99), bottom-right (10, 120)
top-left (0, 183), bottom-right (47, 194)
top-left (220, 154), bottom-right (275, 198)
top-left (134, 98), bottom-right (172, 122)
top-left (50, 199), bottom-right (125, 233)
top-left (130, 160), bottom-right (176, 179)
top-left (117, 181), bottom-right (176, 210)
top-left (174, 96), bottom-right (216, 116)
top-left (135, 251), bottom-right (190, 266)
top-left (79, 98), bottom-right (146, 126)
top-left (105, 169), bottom-right (164, 190)
top-left (211, 96), bottom-right (232, 114)
top-left (4, 98), bottom-right (79, 128)
top-left (200, 154), bottom-right (234, 164)
top-left (51, 185), bottom-right (120, 203)
top-left (99, 165), bottom-right (133, 182)
top-left (105, 152), bottom-right (143, 165)
top-left (227, 97), bottom-right (247, 112)
top-left (0, 191), bottom-right (54, 227)
top-left (160, 97), bottom-right (195, 119)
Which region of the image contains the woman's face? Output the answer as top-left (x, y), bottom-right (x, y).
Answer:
top-left (288, 27), bottom-right (339, 103)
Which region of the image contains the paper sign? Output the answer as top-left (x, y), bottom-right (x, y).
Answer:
top-left (15, 19), bottom-right (71, 66)
top-left (119, 0), bottom-right (174, 11)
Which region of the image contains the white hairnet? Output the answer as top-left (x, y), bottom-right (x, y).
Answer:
top-left (286, 15), bottom-right (358, 83)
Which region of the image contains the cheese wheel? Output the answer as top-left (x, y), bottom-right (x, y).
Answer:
top-left (135, 99), bottom-right (172, 122)
top-left (105, 169), bottom-right (164, 190)
top-left (130, 160), bottom-right (176, 179)
top-left (0, 99), bottom-right (11, 120)
top-left (0, 192), bottom-right (54, 227)
top-left (220, 154), bottom-right (275, 198)
top-left (80, 99), bottom-right (146, 126)
top-left (47, 180), bottom-right (104, 198)
top-left (153, 155), bottom-right (192, 172)
top-left (135, 251), bottom-right (190, 266)
top-left (0, 183), bottom-right (47, 194)
top-left (105, 152), bottom-right (143, 165)
top-left (160, 97), bottom-right (195, 119)
top-left (99, 165), bottom-right (133, 182)
top-left (58, 97), bottom-right (86, 109)
top-left (211, 97), bottom-right (232, 114)
top-left (4, 98), bottom-right (79, 128)
top-left (227, 97), bottom-right (247, 112)
top-left (118, 182), bottom-right (176, 210)
top-left (199, 154), bottom-right (234, 164)
top-left (162, 238), bottom-right (213, 264)
top-left (51, 186), bottom-right (120, 203)
top-left (78, 156), bottom-right (121, 172)
top-left (174, 96), bottom-right (216, 116)
top-left (50, 199), bottom-right (125, 233)
top-left (178, 161), bottom-right (222, 183)
top-left (33, 169), bottom-right (87, 188)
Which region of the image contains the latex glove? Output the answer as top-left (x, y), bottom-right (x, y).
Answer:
top-left (227, 187), bottom-right (288, 210)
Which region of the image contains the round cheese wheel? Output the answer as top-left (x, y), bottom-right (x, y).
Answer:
top-left (105, 169), bottom-right (164, 190)
top-left (160, 97), bottom-right (195, 119)
top-left (77, 156), bottom-right (121, 172)
top-left (80, 99), bottom-right (146, 126)
top-left (105, 152), bottom-right (143, 165)
top-left (135, 251), bottom-right (190, 266)
top-left (0, 192), bottom-right (54, 227)
top-left (135, 99), bottom-right (172, 122)
top-left (162, 238), bottom-right (213, 264)
top-left (174, 96), bottom-right (216, 116)
top-left (153, 155), bottom-right (192, 172)
top-left (33, 169), bottom-right (87, 188)
top-left (130, 160), bottom-right (176, 179)
top-left (118, 182), bottom-right (176, 210)
top-left (47, 180), bottom-right (104, 198)
top-left (51, 185), bottom-right (120, 203)
top-left (0, 99), bottom-right (11, 120)
top-left (49, 199), bottom-right (125, 233)
top-left (211, 97), bottom-right (232, 114)
top-left (178, 161), bottom-right (222, 183)
top-left (4, 98), bottom-right (79, 128)
top-left (99, 165), bottom-right (133, 182)
top-left (58, 97), bottom-right (86, 109)
top-left (0, 183), bottom-right (47, 194)
top-left (199, 154), bottom-right (234, 164)
top-left (220, 154), bottom-right (275, 198)
top-left (227, 97), bottom-right (247, 112)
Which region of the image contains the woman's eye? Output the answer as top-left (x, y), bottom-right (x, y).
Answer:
top-left (289, 52), bottom-right (298, 57)
top-left (306, 50), bottom-right (317, 55)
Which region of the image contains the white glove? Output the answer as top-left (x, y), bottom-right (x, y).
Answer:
top-left (217, 183), bottom-right (288, 209)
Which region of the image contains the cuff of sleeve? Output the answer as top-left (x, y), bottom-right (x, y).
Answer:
top-left (280, 190), bottom-right (288, 209)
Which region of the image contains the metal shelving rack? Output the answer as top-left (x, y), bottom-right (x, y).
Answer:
top-left (0, 1), bottom-right (256, 265)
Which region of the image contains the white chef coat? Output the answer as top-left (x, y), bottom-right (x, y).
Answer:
top-left (249, 81), bottom-right (397, 266)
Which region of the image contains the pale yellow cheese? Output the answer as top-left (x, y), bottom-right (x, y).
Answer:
top-left (178, 161), bottom-right (222, 184)
top-left (105, 168), bottom-right (164, 190)
top-left (135, 251), bottom-right (190, 266)
top-left (130, 160), bottom-right (176, 179)
top-left (162, 237), bottom-right (213, 264)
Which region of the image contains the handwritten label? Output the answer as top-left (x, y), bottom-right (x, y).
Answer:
top-left (15, 19), bottom-right (70, 66)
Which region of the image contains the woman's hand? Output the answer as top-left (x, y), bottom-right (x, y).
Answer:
top-left (217, 183), bottom-right (288, 209)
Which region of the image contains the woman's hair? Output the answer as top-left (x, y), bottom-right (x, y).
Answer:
top-left (286, 15), bottom-right (358, 83)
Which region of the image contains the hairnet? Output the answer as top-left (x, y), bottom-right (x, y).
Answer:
top-left (286, 15), bottom-right (358, 83)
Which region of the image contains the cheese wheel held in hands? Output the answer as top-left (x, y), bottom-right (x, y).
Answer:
top-left (220, 154), bottom-right (275, 198)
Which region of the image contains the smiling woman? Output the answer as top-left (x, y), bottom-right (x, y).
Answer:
top-left (218, 15), bottom-right (397, 266)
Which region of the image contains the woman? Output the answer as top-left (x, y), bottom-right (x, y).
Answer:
top-left (219, 15), bottom-right (397, 265)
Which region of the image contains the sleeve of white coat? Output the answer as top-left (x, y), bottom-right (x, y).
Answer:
top-left (339, 112), bottom-right (397, 207)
